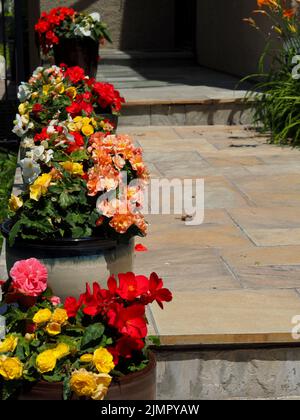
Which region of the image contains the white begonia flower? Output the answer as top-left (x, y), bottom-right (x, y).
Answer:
top-left (74, 18), bottom-right (92, 37)
top-left (47, 126), bottom-right (56, 135)
top-left (44, 149), bottom-right (54, 164)
top-left (21, 137), bottom-right (35, 149)
top-left (26, 145), bottom-right (45, 161)
top-left (12, 114), bottom-right (29, 137)
top-left (89, 12), bottom-right (101, 22)
top-left (20, 158), bottom-right (41, 184)
top-left (33, 66), bottom-right (44, 77)
top-left (17, 83), bottom-right (31, 102)
top-left (26, 146), bottom-right (54, 164)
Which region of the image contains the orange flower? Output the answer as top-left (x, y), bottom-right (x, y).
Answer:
top-left (257, 0), bottom-right (278, 8)
top-left (109, 213), bottom-right (136, 234)
top-left (283, 8), bottom-right (295, 19)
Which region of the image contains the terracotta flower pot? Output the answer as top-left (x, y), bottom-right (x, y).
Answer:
top-left (17, 353), bottom-right (156, 401)
top-left (2, 221), bottom-right (135, 300)
top-left (53, 37), bottom-right (99, 79)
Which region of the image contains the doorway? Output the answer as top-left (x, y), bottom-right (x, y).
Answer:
top-left (174, 0), bottom-right (197, 52)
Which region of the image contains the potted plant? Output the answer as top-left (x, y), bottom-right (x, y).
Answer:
top-left (35, 7), bottom-right (112, 78)
top-left (13, 64), bottom-right (124, 146)
top-left (4, 66), bottom-right (147, 299)
top-left (0, 258), bottom-right (173, 400)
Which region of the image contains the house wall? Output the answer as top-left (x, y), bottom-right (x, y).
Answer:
top-left (40, 0), bottom-right (176, 51)
top-left (196, 0), bottom-right (272, 77)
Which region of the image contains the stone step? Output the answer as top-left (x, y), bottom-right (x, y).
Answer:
top-left (120, 98), bottom-right (253, 126)
top-left (151, 289), bottom-right (300, 400)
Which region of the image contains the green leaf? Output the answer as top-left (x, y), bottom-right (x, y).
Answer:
top-left (57, 335), bottom-right (79, 352)
top-left (70, 150), bottom-right (89, 162)
top-left (43, 372), bottom-right (65, 383)
top-left (8, 219), bottom-right (22, 246)
top-left (63, 375), bottom-right (72, 401)
top-left (59, 192), bottom-right (75, 209)
top-left (147, 336), bottom-right (161, 347)
top-left (81, 323), bottom-right (105, 350)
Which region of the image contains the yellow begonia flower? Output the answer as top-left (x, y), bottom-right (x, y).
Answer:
top-left (67, 122), bottom-right (78, 132)
top-left (31, 92), bottom-right (39, 100)
top-left (45, 322), bottom-right (61, 336)
top-left (73, 116), bottom-right (83, 130)
top-left (91, 118), bottom-right (97, 128)
top-left (0, 356), bottom-right (23, 380)
top-left (66, 87), bottom-right (77, 99)
top-left (18, 103), bottom-right (28, 115)
top-left (33, 308), bottom-right (52, 325)
top-left (51, 308), bottom-right (68, 325)
top-left (80, 354), bottom-right (94, 363)
top-left (42, 84), bottom-right (51, 96)
top-left (54, 343), bottom-right (70, 360)
top-left (55, 82), bottom-right (65, 94)
top-left (70, 369), bottom-right (112, 400)
top-left (93, 348), bottom-right (115, 374)
top-left (9, 194), bottom-right (23, 212)
top-left (0, 335), bottom-right (18, 354)
top-left (30, 173), bottom-right (52, 201)
top-left (36, 350), bottom-right (57, 374)
top-left (82, 125), bottom-right (94, 137)
top-left (82, 117), bottom-right (91, 125)
top-left (61, 161), bottom-right (84, 176)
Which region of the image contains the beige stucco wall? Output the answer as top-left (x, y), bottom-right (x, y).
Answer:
top-left (40, 0), bottom-right (176, 50)
top-left (196, 0), bottom-right (272, 77)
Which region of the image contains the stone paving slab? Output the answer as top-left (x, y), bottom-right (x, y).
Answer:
top-left (151, 290), bottom-right (300, 345)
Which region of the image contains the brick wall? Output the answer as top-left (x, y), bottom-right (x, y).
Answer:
top-left (40, 0), bottom-right (176, 51)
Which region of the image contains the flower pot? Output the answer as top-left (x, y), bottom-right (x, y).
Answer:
top-left (2, 221), bottom-right (135, 300)
top-left (17, 353), bottom-right (156, 401)
top-left (53, 37), bottom-right (99, 79)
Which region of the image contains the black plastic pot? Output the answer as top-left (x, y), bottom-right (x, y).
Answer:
top-left (53, 37), bottom-right (99, 79)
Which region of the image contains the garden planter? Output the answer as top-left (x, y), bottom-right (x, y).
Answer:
top-left (53, 37), bottom-right (99, 79)
top-left (2, 221), bottom-right (135, 300)
top-left (17, 353), bottom-right (156, 401)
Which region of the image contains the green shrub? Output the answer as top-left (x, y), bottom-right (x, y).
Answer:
top-left (0, 147), bottom-right (17, 248)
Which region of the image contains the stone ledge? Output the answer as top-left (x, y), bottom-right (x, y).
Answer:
top-left (124, 98), bottom-right (254, 107)
top-left (150, 290), bottom-right (300, 347)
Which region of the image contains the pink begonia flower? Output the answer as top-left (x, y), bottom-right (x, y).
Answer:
top-left (10, 258), bottom-right (48, 297)
top-left (50, 296), bottom-right (61, 306)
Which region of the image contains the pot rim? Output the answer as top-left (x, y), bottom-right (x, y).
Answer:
top-left (1, 219), bottom-right (120, 248)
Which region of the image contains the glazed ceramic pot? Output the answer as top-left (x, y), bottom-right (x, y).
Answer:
top-left (53, 37), bottom-right (99, 79)
top-left (2, 221), bottom-right (135, 300)
top-left (17, 353), bottom-right (157, 401)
